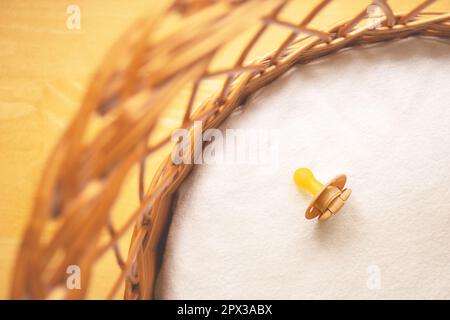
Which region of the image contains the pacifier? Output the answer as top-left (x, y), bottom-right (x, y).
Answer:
top-left (294, 168), bottom-right (351, 221)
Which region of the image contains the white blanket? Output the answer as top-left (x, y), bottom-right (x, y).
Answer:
top-left (156, 38), bottom-right (450, 299)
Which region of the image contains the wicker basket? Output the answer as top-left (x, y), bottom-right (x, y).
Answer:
top-left (10, 0), bottom-right (450, 299)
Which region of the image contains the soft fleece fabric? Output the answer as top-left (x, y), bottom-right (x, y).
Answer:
top-left (157, 38), bottom-right (450, 299)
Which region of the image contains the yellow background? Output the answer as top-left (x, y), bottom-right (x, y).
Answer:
top-left (0, 0), bottom-right (448, 299)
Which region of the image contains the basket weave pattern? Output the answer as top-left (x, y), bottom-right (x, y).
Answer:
top-left (11, 0), bottom-right (450, 299)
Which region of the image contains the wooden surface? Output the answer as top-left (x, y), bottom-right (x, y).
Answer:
top-left (0, 0), bottom-right (448, 299)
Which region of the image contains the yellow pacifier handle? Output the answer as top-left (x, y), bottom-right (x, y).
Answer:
top-left (293, 168), bottom-right (324, 196)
